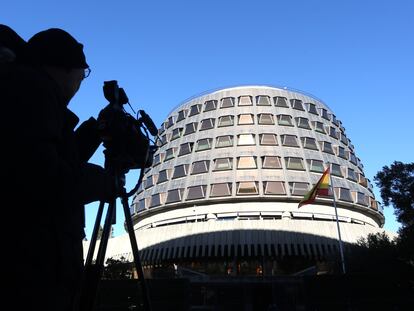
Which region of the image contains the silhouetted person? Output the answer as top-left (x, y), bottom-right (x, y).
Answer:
top-left (1, 27), bottom-right (116, 311)
top-left (0, 24), bottom-right (26, 63)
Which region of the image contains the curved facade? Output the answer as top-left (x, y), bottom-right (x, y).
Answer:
top-left (86, 86), bottom-right (388, 275)
top-left (123, 86), bottom-right (385, 270)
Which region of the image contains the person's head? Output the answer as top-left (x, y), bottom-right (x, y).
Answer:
top-left (27, 28), bottom-right (90, 104)
top-left (0, 24), bottom-right (26, 63)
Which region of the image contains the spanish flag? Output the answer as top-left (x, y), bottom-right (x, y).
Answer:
top-left (298, 167), bottom-right (330, 208)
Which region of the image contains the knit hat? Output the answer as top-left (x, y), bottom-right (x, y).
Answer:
top-left (27, 28), bottom-right (88, 69)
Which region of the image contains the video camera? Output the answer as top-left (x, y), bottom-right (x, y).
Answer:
top-left (97, 80), bottom-right (158, 173)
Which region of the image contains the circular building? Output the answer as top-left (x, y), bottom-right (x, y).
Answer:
top-left (97, 86), bottom-right (387, 275)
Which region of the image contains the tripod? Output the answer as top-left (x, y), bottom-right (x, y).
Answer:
top-left (80, 168), bottom-right (151, 311)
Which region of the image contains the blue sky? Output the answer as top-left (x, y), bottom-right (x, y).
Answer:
top-left (2, 0), bottom-right (413, 237)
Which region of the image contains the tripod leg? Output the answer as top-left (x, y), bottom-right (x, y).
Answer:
top-left (80, 199), bottom-right (116, 311)
top-left (121, 193), bottom-right (152, 311)
top-left (85, 201), bottom-right (106, 266)
top-left (95, 199), bottom-right (116, 267)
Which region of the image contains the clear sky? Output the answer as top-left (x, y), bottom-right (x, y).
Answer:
top-left (2, 0), bottom-right (413, 238)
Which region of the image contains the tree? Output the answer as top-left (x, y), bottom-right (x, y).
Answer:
top-left (348, 232), bottom-right (400, 275)
top-left (103, 256), bottom-right (133, 280)
top-left (374, 161), bottom-right (414, 227)
top-left (374, 161), bottom-right (414, 265)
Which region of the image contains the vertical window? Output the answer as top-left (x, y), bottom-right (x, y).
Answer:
top-left (281, 134), bottom-right (299, 147)
top-left (157, 125), bottom-right (165, 136)
top-left (350, 152), bottom-right (357, 165)
top-left (150, 193), bottom-right (166, 207)
top-left (221, 97), bottom-right (235, 108)
top-left (357, 158), bottom-right (364, 170)
top-left (213, 158), bottom-right (233, 171)
top-left (307, 103), bottom-right (319, 115)
top-left (258, 113), bottom-right (274, 125)
top-left (307, 159), bottom-right (325, 173)
top-left (238, 96), bottom-right (253, 106)
top-left (260, 133), bottom-right (278, 145)
top-left (290, 99), bottom-right (304, 111)
top-left (256, 95), bottom-right (271, 106)
top-left (277, 114), bottom-right (293, 126)
top-left (191, 160), bottom-right (210, 175)
top-left (295, 117), bottom-right (311, 129)
top-left (347, 168), bottom-right (358, 182)
top-left (289, 182), bottom-right (309, 196)
top-left (301, 137), bottom-right (318, 150)
top-left (210, 183), bottom-right (232, 197)
top-left (237, 182), bottom-right (258, 195)
top-left (196, 138), bottom-right (212, 151)
top-left (329, 126), bottom-right (338, 139)
top-left (237, 134), bottom-right (255, 146)
top-left (178, 142), bottom-right (193, 156)
top-left (187, 185), bottom-right (207, 200)
top-left (157, 169), bottom-right (171, 184)
top-left (334, 187), bottom-right (353, 202)
top-left (320, 141), bottom-right (334, 154)
top-left (164, 147), bottom-right (177, 161)
top-left (331, 114), bottom-right (339, 126)
top-left (172, 164), bottom-right (189, 179)
top-left (330, 163), bottom-right (343, 177)
top-left (152, 153), bottom-right (164, 166)
top-left (166, 189), bottom-right (184, 204)
top-left (176, 109), bottom-right (187, 122)
top-left (171, 127), bottom-right (183, 140)
top-left (216, 135), bottom-right (233, 148)
top-left (218, 115), bottom-right (234, 127)
top-left (369, 197), bottom-right (378, 210)
top-left (340, 133), bottom-right (349, 145)
top-left (158, 134), bottom-right (168, 146)
top-left (200, 118), bottom-right (215, 131)
top-left (285, 157), bottom-right (305, 170)
top-left (237, 156), bottom-right (257, 169)
top-left (204, 100), bottom-right (217, 112)
top-left (320, 108), bottom-right (330, 120)
top-left (353, 191), bottom-right (368, 206)
top-left (184, 122), bottom-right (198, 135)
top-left (274, 96), bottom-right (288, 107)
top-left (166, 116), bottom-right (174, 128)
top-left (312, 121), bottom-right (326, 134)
top-left (336, 146), bottom-right (348, 159)
top-left (238, 114), bottom-right (254, 125)
top-left (264, 181), bottom-right (286, 195)
top-left (144, 176), bottom-right (154, 188)
top-left (262, 156), bottom-right (282, 169)
top-left (188, 104), bottom-right (202, 117)
top-left (358, 173), bottom-right (368, 187)
top-left (137, 199), bottom-right (146, 211)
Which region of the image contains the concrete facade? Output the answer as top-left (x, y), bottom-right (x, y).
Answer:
top-left (85, 86), bottom-right (387, 266)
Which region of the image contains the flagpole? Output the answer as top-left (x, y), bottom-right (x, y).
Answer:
top-left (328, 163), bottom-right (346, 274)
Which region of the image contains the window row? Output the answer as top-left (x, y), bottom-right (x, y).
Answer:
top-left (144, 157), bottom-right (368, 188)
top-left (160, 115), bottom-right (349, 145)
top-left (161, 96), bottom-right (343, 132)
top-left (154, 134), bottom-right (356, 161)
top-left (137, 182), bottom-right (376, 209)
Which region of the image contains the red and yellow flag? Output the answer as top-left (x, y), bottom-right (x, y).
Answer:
top-left (298, 167), bottom-right (330, 208)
